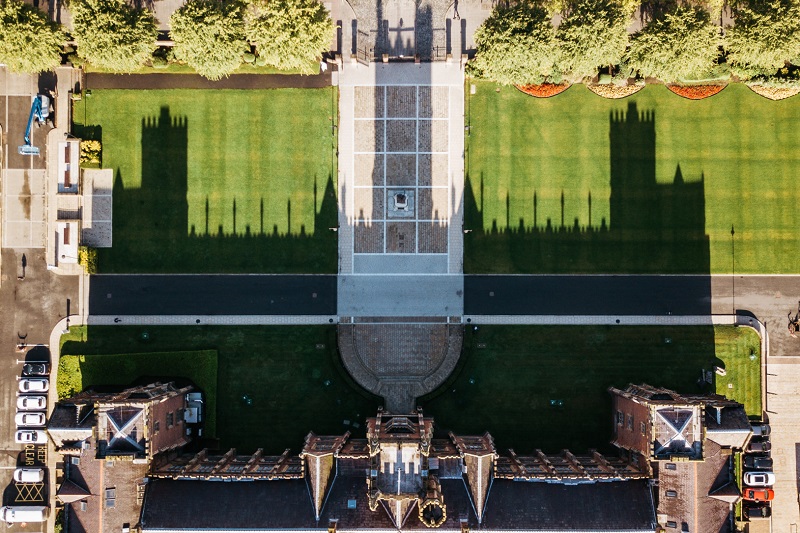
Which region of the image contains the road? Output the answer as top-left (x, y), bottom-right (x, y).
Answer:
top-left (89, 275), bottom-right (338, 316)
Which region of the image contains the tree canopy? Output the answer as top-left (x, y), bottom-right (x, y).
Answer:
top-left (626, 6), bottom-right (721, 82)
top-left (0, 0), bottom-right (64, 73)
top-left (725, 0), bottom-right (800, 78)
top-left (471, 2), bottom-right (559, 85)
top-left (557, 0), bottom-right (629, 80)
top-left (170, 0), bottom-right (247, 80)
top-left (70, 0), bottom-right (157, 72)
top-left (244, 0), bottom-right (333, 73)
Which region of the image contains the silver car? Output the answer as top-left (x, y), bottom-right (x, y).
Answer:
top-left (18, 378), bottom-right (48, 393)
top-left (743, 471), bottom-right (776, 487)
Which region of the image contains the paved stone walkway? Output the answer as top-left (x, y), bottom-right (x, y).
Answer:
top-left (338, 317), bottom-right (461, 412)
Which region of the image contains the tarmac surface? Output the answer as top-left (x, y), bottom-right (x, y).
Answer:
top-left (89, 274), bottom-right (337, 316)
top-left (464, 275), bottom-right (713, 316)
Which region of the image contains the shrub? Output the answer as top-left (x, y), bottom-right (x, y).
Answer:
top-left (243, 51), bottom-right (255, 63)
top-left (80, 140), bottom-right (101, 165)
top-left (79, 246), bottom-right (98, 274)
top-left (255, 55), bottom-right (268, 67)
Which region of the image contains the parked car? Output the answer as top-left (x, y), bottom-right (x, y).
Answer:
top-left (18, 378), bottom-right (48, 393)
top-left (14, 430), bottom-right (47, 444)
top-left (745, 504), bottom-right (772, 519)
top-left (16, 396), bottom-right (46, 411)
top-left (743, 488), bottom-right (775, 502)
top-left (0, 506), bottom-right (48, 523)
top-left (751, 423), bottom-right (771, 437)
top-left (13, 468), bottom-right (44, 483)
top-left (747, 439), bottom-right (771, 453)
top-left (22, 363), bottom-right (49, 376)
top-left (743, 472), bottom-right (776, 487)
top-left (15, 412), bottom-right (46, 427)
top-left (744, 455), bottom-right (773, 470)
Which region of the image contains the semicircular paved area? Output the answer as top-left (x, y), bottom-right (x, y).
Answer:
top-left (338, 319), bottom-right (462, 413)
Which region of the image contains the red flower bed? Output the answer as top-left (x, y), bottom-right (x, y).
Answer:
top-left (515, 83), bottom-right (571, 98)
top-left (667, 84), bottom-right (726, 100)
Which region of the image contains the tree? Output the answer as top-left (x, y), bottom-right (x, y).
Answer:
top-left (170, 0), bottom-right (247, 80)
top-left (0, 0), bottom-right (64, 73)
top-left (626, 6), bottom-right (721, 83)
top-left (471, 2), bottom-right (559, 85)
top-left (557, 0), bottom-right (629, 80)
top-left (244, 0), bottom-right (333, 73)
top-left (725, 0), bottom-right (800, 78)
top-left (70, 0), bottom-right (157, 72)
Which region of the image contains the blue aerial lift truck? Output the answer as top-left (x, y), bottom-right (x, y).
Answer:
top-left (18, 95), bottom-right (50, 156)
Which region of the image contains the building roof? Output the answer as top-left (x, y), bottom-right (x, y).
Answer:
top-left (140, 475), bottom-right (657, 532)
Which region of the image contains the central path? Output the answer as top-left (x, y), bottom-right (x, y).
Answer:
top-left (337, 61), bottom-right (465, 411)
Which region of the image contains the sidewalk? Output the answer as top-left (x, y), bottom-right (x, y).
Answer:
top-left (85, 71), bottom-right (332, 90)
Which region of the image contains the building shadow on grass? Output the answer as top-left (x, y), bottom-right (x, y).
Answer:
top-left (465, 100), bottom-right (711, 276)
top-left (90, 106), bottom-right (337, 273)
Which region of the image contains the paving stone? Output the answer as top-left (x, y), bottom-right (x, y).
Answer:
top-left (354, 187), bottom-right (385, 220)
top-left (418, 119), bottom-right (448, 152)
top-left (386, 120), bottom-right (417, 152)
top-left (418, 86), bottom-right (448, 118)
top-left (387, 86), bottom-right (417, 118)
top-left (386, 221), bottom-right (416, 253)
top-left (418, 221), bottom-right (448, 253)
top-left (386, 154), bottom-right (417, 186)
top-left (355, 119), bottom-right (385, 152)
top-left (418, 187), bottom-right (449, 220)
top-left (355, 86), bottom-right (385, 118)
top-left (355, 154), bottom-right (384, 187)
top-left (417, 153), bottom-right (448, 187)
top-left (355, 221), bottom-right (384, 253)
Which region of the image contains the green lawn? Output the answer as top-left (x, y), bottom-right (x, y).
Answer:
top-left (466, 82), bottom-right (800, 273)
top-left (74, 89), bottom-right (338, 273)
top-left (60, 326), bottom-right (380, 453)
top-left (57, 349), bottom-right (219, 435)
top-left (421, 325), bottom-right (760, 454)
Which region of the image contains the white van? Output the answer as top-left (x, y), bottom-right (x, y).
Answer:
top-left (0, 506), bottom-right (48, 523)
top-left (13, 468), bottom-right (44, 483)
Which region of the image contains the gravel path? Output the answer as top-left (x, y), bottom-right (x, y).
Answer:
top-left (85, 71), bottom-right (332, 90)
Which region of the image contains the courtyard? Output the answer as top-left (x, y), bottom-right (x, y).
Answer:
top-left (57, 324), bottom-right (760, 455)
top-left (465, 82), bottom-right (800, 274)
top-left (73, 89), bottom-right (339, 273)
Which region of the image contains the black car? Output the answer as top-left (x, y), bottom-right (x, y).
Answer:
top-left (745, 504), bottom-right (771, 519)
top-left (747, 438), bottom-right (771, 453)
top-left (744, 455), bottom-right (773, 470)
top-left (22, 363), bottom-right (49, 376)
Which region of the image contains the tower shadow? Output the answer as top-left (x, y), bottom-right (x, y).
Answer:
top-left (96, 106), bottom-right (338, 273)
top-left (465, 100), bottom-right (711, 276)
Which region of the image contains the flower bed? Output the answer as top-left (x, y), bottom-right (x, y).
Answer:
top-left (586, 84), bottom-right (645, 99)
top-left (515, 83), bottom-right (571, 98)
top-left (667, 84), bottom-right (726, 100)
top-left (747, 85), bottom-right (800, 101)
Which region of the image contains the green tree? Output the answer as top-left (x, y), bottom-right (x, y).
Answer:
top-left (557, 0), bottom-right (629, 80)
top-left (471, 2), bottom-right (559, 85)
top-left (170, 0), bottom-right (246, 80)
top-left (626, 6), bottom-right (721, 82)
top-left (725, 0), bottom-right (800, 78)
top-left (0, 0), bottom-right (64, 73)
top-left (244, 0), bottom-right (333, 73)
top-left (70, 0), bottom-right (157, 72)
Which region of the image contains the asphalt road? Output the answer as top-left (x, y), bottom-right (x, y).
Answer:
top-left (464, 275), bottom-right (713, 316)
top-left (89, 275), bottom-right (338, 315)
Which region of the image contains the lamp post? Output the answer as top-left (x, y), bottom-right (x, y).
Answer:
top-left (731, 225), bottom-right (735, 315)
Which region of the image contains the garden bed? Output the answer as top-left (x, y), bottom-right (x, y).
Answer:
top-left (515, 83), bottom-right (571, 98)
top-left (747, 85), bottom-right (800, 101)
top-left (667, 84), bottom-right (726, 100)
top-left (586, 83), bottom-right (645, 99)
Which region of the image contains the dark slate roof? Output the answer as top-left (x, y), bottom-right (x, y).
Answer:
top-left (481, 479), bottom-right (657, 531)
top-left (141, 476), bottom-right (656, 532)
top-left (141, 479), bottom-right (317, 530)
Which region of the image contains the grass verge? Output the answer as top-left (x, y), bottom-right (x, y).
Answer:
top-left (422, 325), bottom-right (760, 453)
top-left (60, 326), bottom-right (380, 453)
top-left (466, 81), bottom-right (800, 274)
